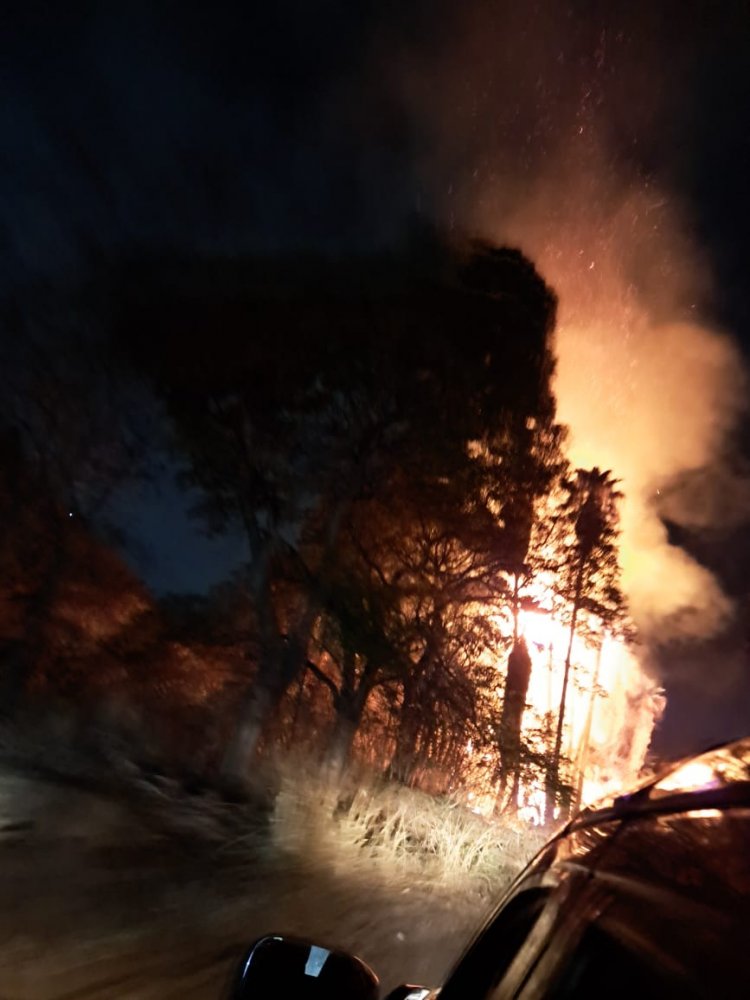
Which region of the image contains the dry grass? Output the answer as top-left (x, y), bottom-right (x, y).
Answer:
top-left (1, 717), bottom-right (545, 903)
top-left (269, 757), bottom-right (546, 901)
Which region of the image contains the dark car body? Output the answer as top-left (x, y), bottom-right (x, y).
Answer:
top-left (231, 737), bottom-right (750, 998)
top-left (436, 736), bottom-right (750, 998)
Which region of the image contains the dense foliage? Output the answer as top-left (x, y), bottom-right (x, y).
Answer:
top-left (0, 229), bottom-right (628, 818)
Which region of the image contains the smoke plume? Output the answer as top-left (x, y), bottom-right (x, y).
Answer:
top-left (376, 1), bottom-right (748, 647)
top-left (499, 161), bottom-right (746, 642)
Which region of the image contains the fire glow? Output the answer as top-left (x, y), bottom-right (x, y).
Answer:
top-left (466, 594), bottom-right (664, 824)
top-left (516, 605), bottom-right (663, 822)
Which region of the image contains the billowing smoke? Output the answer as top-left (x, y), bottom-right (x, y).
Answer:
top-left (374, 1), bottom-right (748, 648)
top-left (496, 159), bottom-right (746, 642)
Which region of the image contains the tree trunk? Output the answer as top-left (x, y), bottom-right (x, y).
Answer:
top-left (496, 637), bottom-right (532, 814)
top-left (545, 554), bottom-right (585, 822)
top-left (220, 677), bottom-right (279, 779)
top-left (228, 481), bottom-right (352, 776)
top-left (386, 626), bottom-right (441, 786)
top-left (223, 535), bottom-right (323, 778)
top-left (387, 679), bottom-right (419, 784)
top-left (327, 680), bottom-right (370, 777)
top-left (286, 673), bottom-right (308, 749)
top-left (327, 710), bottom-right (360, 777)
top-left (571, 637), bottom-right (604, 815)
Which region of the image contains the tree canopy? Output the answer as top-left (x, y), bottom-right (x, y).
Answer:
top-left (109, 226), bottom-right (569, 780)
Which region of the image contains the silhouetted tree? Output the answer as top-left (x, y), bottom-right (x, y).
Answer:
top-left (113, 228), bottom-right (559, 777)
top-left (0, 290), bottom-right (148, 715)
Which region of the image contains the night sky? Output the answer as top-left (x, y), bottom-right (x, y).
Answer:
top-left (4, 0), bottom-right (750, 756)
top-left (5, 2), bottom-right (748, 303)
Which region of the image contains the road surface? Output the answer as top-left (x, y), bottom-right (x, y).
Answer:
top-left (0, 762), bottom-right (491, 998)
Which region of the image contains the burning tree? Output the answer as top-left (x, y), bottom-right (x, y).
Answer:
top-left (485, 427), bottom-right (568, 813)
top-left (545, 467), bottom-right (627, 820)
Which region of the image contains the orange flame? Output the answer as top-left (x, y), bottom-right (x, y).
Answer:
top-left (468, 592), bottom-right (664, 824)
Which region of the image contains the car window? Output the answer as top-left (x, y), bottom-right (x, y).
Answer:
top-left (525, 923), bottom-right (700, 1000)
top-left (440, 889), bottom-right (550, 1000)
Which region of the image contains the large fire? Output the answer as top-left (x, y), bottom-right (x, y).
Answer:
top-left (466, 591), bottom-right (664, 824)
top-left (515, 605), bottom-right (663, 822)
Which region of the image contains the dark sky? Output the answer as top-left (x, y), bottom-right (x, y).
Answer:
top-left (102, 464), bottom-right (248, 594)
top-left (2, 1), bottom-right (419, 276)
top-left (4, 0), bottom-right (750, 756)
top-left (4, 1), bottom-right (747, 311)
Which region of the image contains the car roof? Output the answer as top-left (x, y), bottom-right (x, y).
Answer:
top-left (569, 735), bottom-right (750, 832)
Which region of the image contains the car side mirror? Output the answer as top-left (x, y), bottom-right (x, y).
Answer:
top-left (227, 935), bottom-right (379, 999)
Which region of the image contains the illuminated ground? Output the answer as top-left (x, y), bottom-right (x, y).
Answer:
top-left (0, 764), bottom-right (496, 998)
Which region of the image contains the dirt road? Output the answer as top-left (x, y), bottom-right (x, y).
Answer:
top-left (0, 764), bottom-right (492, 998)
